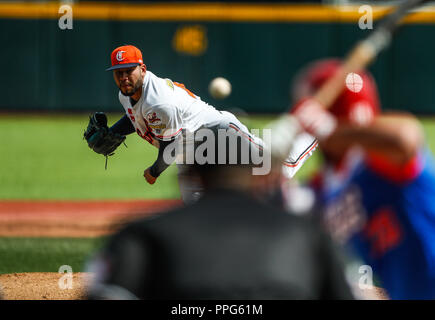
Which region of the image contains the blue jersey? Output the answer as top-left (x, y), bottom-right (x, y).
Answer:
top-left (314, 147), bottom-right (435, 299)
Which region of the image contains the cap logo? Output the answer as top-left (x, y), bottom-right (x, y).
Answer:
top-left (116, 51), bottom-right (126, 62)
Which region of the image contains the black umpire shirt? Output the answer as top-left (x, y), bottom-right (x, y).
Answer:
top-left (87, 189), bottom-right (354, 300)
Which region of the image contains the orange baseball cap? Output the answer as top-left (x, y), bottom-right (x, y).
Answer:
top-left (106, 45), bottom-right (144, 71)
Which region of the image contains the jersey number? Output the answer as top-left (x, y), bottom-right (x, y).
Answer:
top-left (174, 82), bottom-right (197, 99)
top-left (364, 207), bottom-right (402, 258)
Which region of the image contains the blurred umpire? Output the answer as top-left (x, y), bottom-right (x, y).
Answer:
top-left (86, 121), bottom-right (353, 300)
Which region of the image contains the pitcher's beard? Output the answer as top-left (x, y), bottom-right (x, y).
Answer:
top-left (120, 81), bottom-right (142, 97)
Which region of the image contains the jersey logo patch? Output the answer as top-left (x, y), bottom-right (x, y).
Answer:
top-left (149, 124), bottom-right (167, 130)
top-left (146, 112), bottom-right (161, 124)
top-left (165, 79), bottom-right (175, 90)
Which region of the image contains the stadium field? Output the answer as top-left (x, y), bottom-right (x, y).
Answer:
top-left (0, 113), bottom-right (278, 200)
top-left (0, 113), bottom-right (434, 295)
top-left (1, 113), bottom-right (434, 200)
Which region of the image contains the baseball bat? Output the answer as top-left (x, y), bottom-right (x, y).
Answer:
top-left (314, 0), bottom-right (428, 109)
top-left (269, 0), bottom-right (428, 162)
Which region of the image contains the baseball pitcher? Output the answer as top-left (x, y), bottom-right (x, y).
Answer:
top-left (84, 45), bottom-right (317, 203)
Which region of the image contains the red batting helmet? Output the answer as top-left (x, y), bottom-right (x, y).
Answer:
top-left (291, 59), bottom-right (381, 126)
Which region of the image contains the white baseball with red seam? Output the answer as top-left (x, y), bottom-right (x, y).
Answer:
top-left (345, 72), bottom-right (364, 93)
top-left (209, 77), bottom-right (232, 99)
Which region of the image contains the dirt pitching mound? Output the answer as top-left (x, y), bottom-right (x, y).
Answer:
top-left (0, 272), bottom-right (93, 300)
top-left (350, 284), bottom-right (389, 300)
top-left (0, 273), bottom-right (389, 300)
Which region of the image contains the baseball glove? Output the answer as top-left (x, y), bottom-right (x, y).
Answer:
top-left (84, 112), bottom-right (126, 162)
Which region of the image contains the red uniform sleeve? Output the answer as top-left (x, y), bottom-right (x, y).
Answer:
top-left (365, 152), bottom-right (423, 184)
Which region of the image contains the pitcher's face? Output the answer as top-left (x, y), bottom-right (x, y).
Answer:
top-left (113, 65), bottom-right (144, 97)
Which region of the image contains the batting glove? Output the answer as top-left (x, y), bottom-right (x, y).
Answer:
top-left (291, 98), bottom-right (337, 140)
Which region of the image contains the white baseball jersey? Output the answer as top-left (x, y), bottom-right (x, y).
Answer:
top-left (118, 70), bottom-right (316, 178)
top-left (119, 70), bottom-right (223, 143)
top-left (282, 133), bottom-right (318, 178)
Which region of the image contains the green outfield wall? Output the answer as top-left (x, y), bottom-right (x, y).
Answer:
top-left (1, 3), bottom-right (434, 113)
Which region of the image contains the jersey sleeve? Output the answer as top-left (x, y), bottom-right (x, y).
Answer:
top-left (109, 114), bottom-right (136, 136)
top-left (144, 104), bottom-right (183, 142)
top-left (282, 132), bottom-right (318, 178)
top-left (149, 139), bottom-right (174, 178)
top-left (365, 151), bottom-right (424, 184)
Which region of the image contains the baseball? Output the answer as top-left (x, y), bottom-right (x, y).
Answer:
top-left (345, 72), bottom-right (364, 93)
top-left (209, 77), bottom-right (231, 99)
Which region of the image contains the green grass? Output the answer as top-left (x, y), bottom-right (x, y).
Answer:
top-left (420, 118), bottom-right (435, 150)
top-left (0, 113), bottom-right (295, 200)
top-left (0, 114), bottom-right (434, 275)
top-left (0, 237), bottom-right (106, 274)
top-left (0, 113), bottom-right (179, 200)
top-left (0, 113), bottom-right (320, 274)
top-left (1, 113), bottom-right (434, 200)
